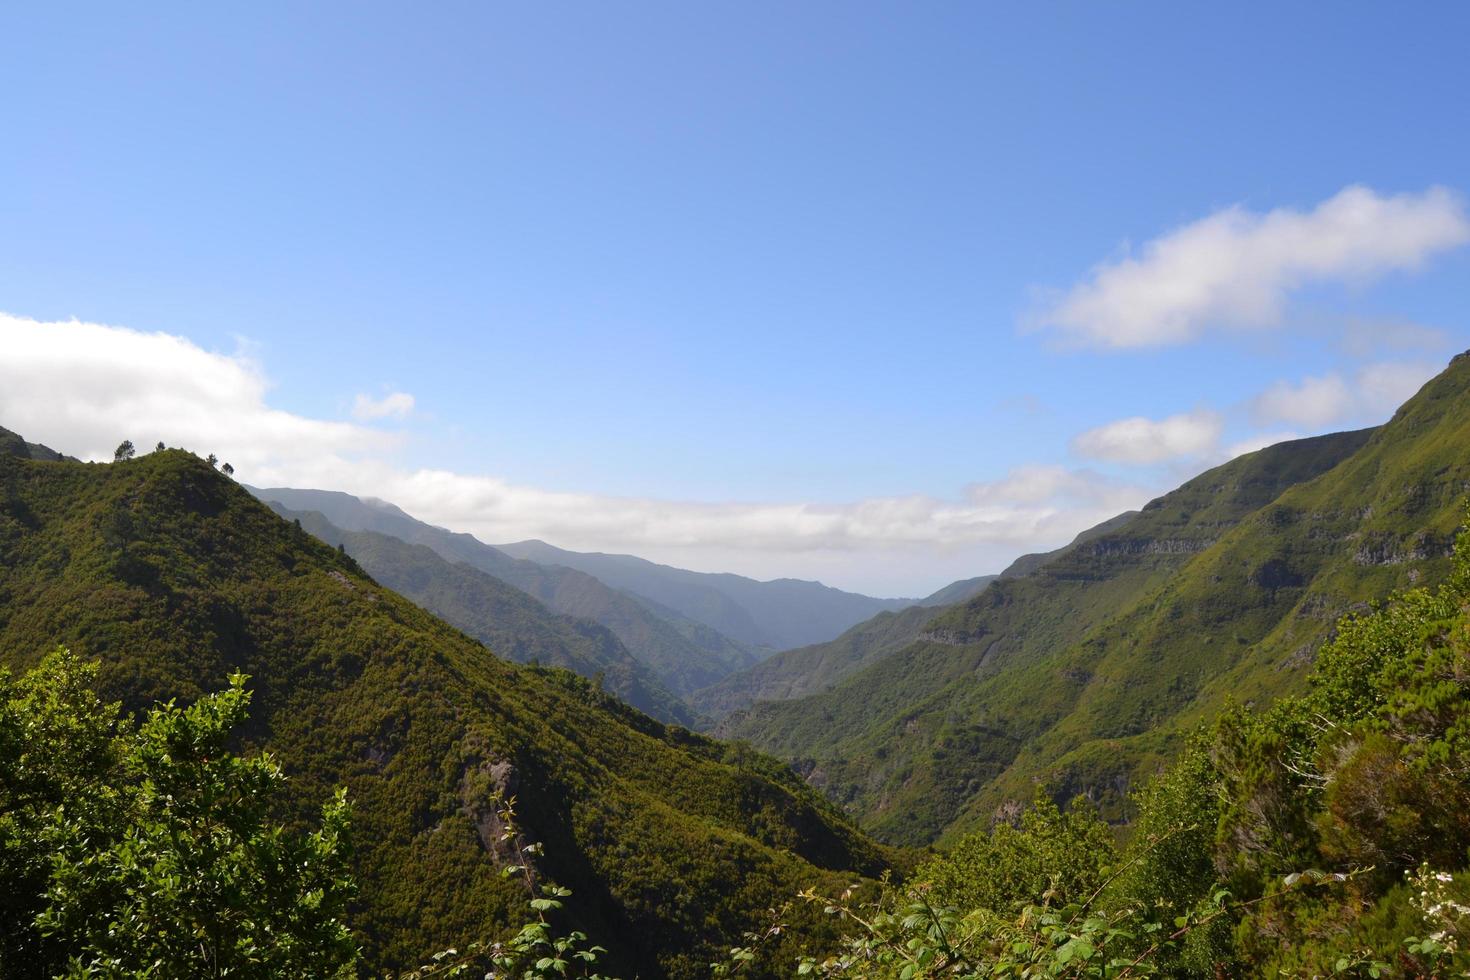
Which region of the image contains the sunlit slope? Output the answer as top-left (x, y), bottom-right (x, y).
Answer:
top-left (0, 448), bottom-right (889, 978)
top-left (722, 420), bottom-right (1384, 844)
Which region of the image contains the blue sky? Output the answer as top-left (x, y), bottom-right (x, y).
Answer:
top-left (3, 3), bottom-right (1469, 594)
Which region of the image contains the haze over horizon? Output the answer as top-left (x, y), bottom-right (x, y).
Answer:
top-left (4, 3), bottom-right (1469, 595)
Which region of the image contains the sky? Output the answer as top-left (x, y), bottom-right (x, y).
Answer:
top-left (3, 3), bottom-right (1470, 596)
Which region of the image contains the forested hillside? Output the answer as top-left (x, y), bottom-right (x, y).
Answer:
top-left (0, 448), bottom-right (891, 977)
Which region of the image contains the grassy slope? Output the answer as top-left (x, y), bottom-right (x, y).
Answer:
top-left (248, 487), bottom-right (756, 697)
top-left (0, 451), bottom-right (890, 978)
top-left (274, 506), bottom-right (696, 727)
top-left (721, 424), bottom-right (1384, 844)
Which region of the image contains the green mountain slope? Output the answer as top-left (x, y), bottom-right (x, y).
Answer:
top-left (692, 603), bottom-right (949, 719)
top-left (496, 539), bottom-right (912, 652)
top-left (1, 448), bottom-right (890, 977)
top-left (0, 424), bottom-right (75, 462)
top-left (248, 487), bottom-right (756, 696)
top-left (917, 575), bottom-right (998, 608)
top-left (270, 505), bottom-right (695, 727)
top-left (693, 513), bottom-right (1140, 721)
top-left (721, 421), bottom-right (1390, 844)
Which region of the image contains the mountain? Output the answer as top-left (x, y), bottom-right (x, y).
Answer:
top-left (720, 412), bottom-right (1416, 844)
top-left (0, 446), bottom-right (891, 977)
top-left (0, 424), bottom-right (75, 462)
top-left (246, 487), bottom-right (756, 697)
top-left (268, 505), bottom-right (695, 726)
top-left (496, 539), bottom-right (912, 652)
top-left (917, 575), bottom-right (998, 607)
top-left (692, 514), bottom-right (1138, 721)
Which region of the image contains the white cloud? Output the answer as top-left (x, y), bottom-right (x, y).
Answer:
top-left (1251, 374), bottom-right (1353, 428)
top-left (0, 313), bottom-right (1153, 594)
top-left (1338, 318), bottom-right (1450, 358)
top-left (352, 391), bottom-right (415, 420)
top-left (1251, 361), bottom-right (1439, 428)
top-left (0, 313), bottom-right (397, 469)
top-left (1356, 361), bottom-right (1438, 415)
top-left (1039, 185), bottom-right (1470, 348)
top-left (1070, 410), bottom-right (1224, 465)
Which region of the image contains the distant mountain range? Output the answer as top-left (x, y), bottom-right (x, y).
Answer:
top-left (248, 486), bottom-right (956, 707)
top-left (494, 539), bottom-right (914, 653)
top-left (0, 425), bottom-right (75, 462)
top-left (247, 487), bottom-right (758, 697)
top-left (690, 516), bottom-right (1135, 719)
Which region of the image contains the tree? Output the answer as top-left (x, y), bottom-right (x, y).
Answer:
top-left (206, 453), bottom-right (218, 468)
top-left (154, 441), bottom-right (165, 453)
top-left (0, 648), bottom-right (361, 977)
top-left (113, 440), bottom-right (134, 462)
top-left (221, 462), bottom-right (235, 477)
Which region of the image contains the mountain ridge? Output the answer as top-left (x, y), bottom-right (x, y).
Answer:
top-left (268, 504), bottom-right (697, 726)
top-left (495, 538), bottom-right (913, 652)
top-left (692, 510), bottom-right (1142, 721)
top-left (719, 420), bottom-right (1394, 843)
top-left (246, 486), bottom-right (757, 696)
top-left (0, 444), bottom-right (892, 977)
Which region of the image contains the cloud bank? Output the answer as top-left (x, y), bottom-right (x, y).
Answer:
top-left (352, 391), bottom-right (415, 420)
top-left (0, 313), bottom-right (1152, 594)
top-left (1071, 410), bottom-right (1224, 464)
top-left (1040, 185), bottom-right (1470, 348)
top-left (1252, 361), bottom-right (1439, 428)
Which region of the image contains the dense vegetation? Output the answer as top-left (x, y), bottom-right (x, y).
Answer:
top-left (0, 447), bottom-right (890, 977)
top-left (1, 650), bottom-right (358, 978)
top-left (720, 425), bottom-right (1382, 842)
